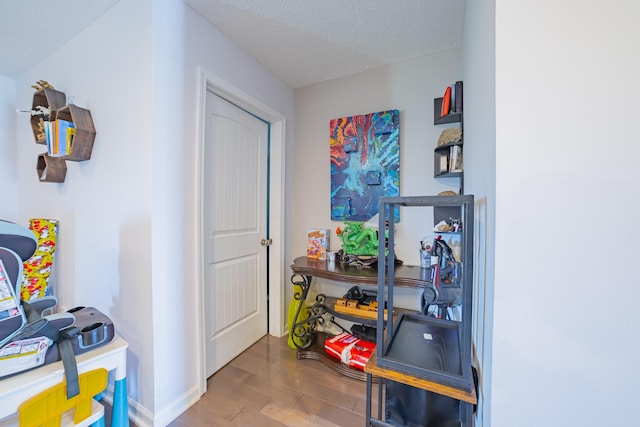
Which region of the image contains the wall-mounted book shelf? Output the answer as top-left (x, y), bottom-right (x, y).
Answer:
top-left (433, 81), bottom-right (464, 237)
top-left (30, 88), bottom-right (66, 144)
top-left (434, 140), bottom-right (463, 178)
top-left (36, 153), bottom-right (67, 183)
top-left (30, 88), bottom-right (96, 182)
top-left (56, 105), bottom-right (96, 162)
top-left (433, 97), bottom-right (462, 125)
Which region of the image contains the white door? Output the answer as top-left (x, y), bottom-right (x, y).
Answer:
top-left (204, 91), bottom-right (269, 377)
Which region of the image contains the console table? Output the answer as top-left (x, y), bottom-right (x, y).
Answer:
top-left (289, 256), bottom-right (430, 380)
top-left (0, 336), bottom-right (129, 426)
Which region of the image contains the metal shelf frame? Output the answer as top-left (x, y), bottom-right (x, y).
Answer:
top-left (375, 195), bottom-right (475, 391)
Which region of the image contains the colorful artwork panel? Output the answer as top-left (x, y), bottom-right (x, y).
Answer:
top-left (330, 110), bottom-right (400, 221)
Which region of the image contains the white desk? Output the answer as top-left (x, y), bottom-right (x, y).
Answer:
top-left (0, 336), bottom-right (129, 426)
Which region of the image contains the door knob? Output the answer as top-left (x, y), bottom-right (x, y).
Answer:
top-left (260, 238), bottom-right (273, 246)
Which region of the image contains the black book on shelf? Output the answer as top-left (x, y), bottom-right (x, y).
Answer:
top-left (455, 81), bottom-right (463, 113)
top-left (449, 84), bottom-right (456, 114)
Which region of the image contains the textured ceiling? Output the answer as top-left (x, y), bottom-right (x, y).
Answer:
top-left (185, 0), bottom-right (466, 88)
top-left (0, 0), bottom-right (465, 88)
top-left (0, 0), bottom-right (120, 79)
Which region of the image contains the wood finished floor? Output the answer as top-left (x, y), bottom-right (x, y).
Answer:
top-left (167, 334), bottom-right (378, 427)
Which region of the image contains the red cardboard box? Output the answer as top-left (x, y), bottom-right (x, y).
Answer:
top-left (349, 344), bottom-right (374, 371)
top-left (324, 332), bottom-right (358, 361)
top-left (324, 332), bottom-right (375, 371)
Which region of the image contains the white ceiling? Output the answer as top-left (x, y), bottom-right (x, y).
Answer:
top-left (0, 0), bottom-right (465, 88)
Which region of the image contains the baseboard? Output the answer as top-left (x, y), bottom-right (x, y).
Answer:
top-left (101, 383), bottom-right (153, 427)
top-left (152, 385), bottom-right (201, 426)
top-left (102, 383), bottom-right (200, 427)
top-left (126, 399), bottom-right (154, 427)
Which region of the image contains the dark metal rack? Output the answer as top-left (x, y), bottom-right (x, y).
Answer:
top-left (376, 195), bottom-right (474, 390)
top-left (366, 195), bottom-right (476, 426)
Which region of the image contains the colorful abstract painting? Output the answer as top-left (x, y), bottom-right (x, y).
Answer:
top-left (330, 110), bottom-right (400, 221)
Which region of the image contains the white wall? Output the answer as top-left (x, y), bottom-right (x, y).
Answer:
top-left (148, 1), bottom-right (294, 425)
top-left (492, 1), bottom-right (640, 425)
top-left (0, 75), bottom-right (17, 220)
top-left (15, 0), bottom-right (156, 417)
top-left (13, 0), bottom-right (294, 425)
top-left (293, 51), bottom-right (463, 313)
top-left (10, 0), bottom-right (292, 424)
top-left (463, 0), bottom-right (496, 425)
top-left (293, 50), bottom-right (463, 266)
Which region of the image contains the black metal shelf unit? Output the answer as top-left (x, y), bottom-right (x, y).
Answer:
top-left (434, 140), bottom-right (464, 178)
top-left (433, 98), bottom-right (462, 125)
top-left (434, 84), bottom-right (464, 226)
top-left (376, 195), bottom-right (474, 392)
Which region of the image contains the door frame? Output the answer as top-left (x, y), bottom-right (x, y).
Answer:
top-left (195, 67), bottom-right (286, 394)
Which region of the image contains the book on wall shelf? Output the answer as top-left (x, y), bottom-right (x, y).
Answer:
top-left (440, 86), bottom-right (452, 117)
top-left (44, 119), bottom-right (75, 157)
top-left (455, 80), bottom-right (463, 113)
top-left (439, 81), bottom-right (464, 118)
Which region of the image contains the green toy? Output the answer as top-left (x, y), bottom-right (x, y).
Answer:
top-left (336, 222), bottom-right (381, 256)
